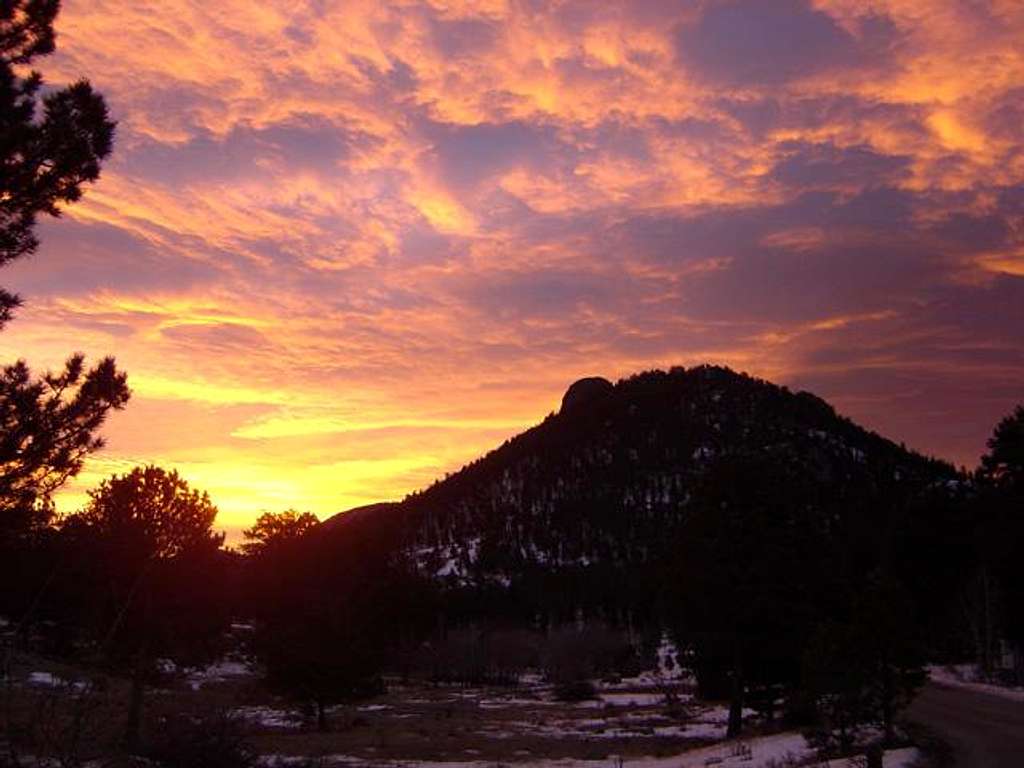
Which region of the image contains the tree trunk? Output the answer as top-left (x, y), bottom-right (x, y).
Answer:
top-left (726, 640), bottom-right (744, 738)
top-left (881, 659), bottom-right (894, 745)
top-left (962, 568), bottom-right (999, 681)
top-left (726, 695), bottom-right (743, 738)
top-left (838, 713), bottom-right (852, 755)
top-left (982, 568), bottom-right (993, 679)
top-left (317, 699), bottom-right (327, 732)
top-left (964, 591), bottom-right (983, 677)
top-left (123, 654), bottom-right (145, 750)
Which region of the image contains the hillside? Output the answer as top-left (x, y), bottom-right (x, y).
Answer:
top-left (321, 365), bottom-right (958, 619)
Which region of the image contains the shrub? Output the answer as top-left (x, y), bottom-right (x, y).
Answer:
top-left (554, 679), bottom-right (598, 702)
top-left (541, 623), bottom-right (635, 684)
top-left (144, 712), bottom-right (255, 768)
top-left (409, 626), bottom-right (540, 686)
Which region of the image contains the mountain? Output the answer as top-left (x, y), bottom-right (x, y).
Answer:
top-left (320, 365), bottom-right (959, 621)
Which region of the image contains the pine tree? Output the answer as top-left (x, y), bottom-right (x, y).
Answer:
top-left (981, 404), bottom-right (1024, 493)
top-left (241, 508), bottom-right (319, 556)
top-left (0, 355), bottom-right (128, 535)
top-left (253, 522), bottom-right (433, 731)
top-left (976, 405), bottom-right (1024, 681)
top-left (0, 1), bottom-right (126, 537)
top-left (2, 0), bottom-right (115, 324)
top-left (63, 466), bottom-right (228, 747)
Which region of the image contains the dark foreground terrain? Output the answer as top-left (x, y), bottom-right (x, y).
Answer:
top-left (909, 683), bottom-right (1024, 768)
top-left (3, 642), bottom-right (926, 767)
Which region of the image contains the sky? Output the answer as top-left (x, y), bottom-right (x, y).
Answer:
top-left (2, 0), bottom-right (1023, 537)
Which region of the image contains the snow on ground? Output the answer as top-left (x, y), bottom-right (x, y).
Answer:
top-left (478, 697), bottom-right (558, 708)
top-left (261, 738), bottom-right (919, 768)
top-left (27, 671), bottom-right (61, 686)
top-left (521, 720), bottom-right (723, 742)
top-left (610, 634), bottom-right (694, 689)
top-left (676, 721), bottom-right (726, 741)
top-left (476, 717), bottom-right (694, 741)
top-left (254, 663), bottom-right (917, 768)
top-left (185, 657), bottom-right (256, 690)
top-left (428, 538), bottom-right (482, 580)
top-left (398, 655), bottom-right (727, 744)
top-left (821, 747), bottom-right (921, 768)
top-left (26, 671), bottom-right (87, 690)
top-left (249, 640), bottom-right (919, 768)
top-left (598, 691), bottom-right (671, 707)
top-left (260, 731), bottom-right (815, 768)
top-left (656, 635), bottom-right (684, 678)
top-left (230, 705), bottom-right (302, 730)
top-left (882, 747), bottom-right (922, 768)
top-left (928, 664), bottom-right (1024, 701)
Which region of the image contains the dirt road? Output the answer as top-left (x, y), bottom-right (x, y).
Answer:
top-left (907, 683), bottom-right (1024, 767)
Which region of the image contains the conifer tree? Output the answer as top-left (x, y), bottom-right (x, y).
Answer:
top-left (65, 466), bottom-right (228, 747)
top-left (975, 405), bottom-right (1024, 679)
top-left (2, 0), bottom-right (115, 323)
top-left (0, 1), bottom-right (127, 536)
top-left (981, 405), bottom-right (1024, 493)
top-left (241, 508), bottom-right (319, 556)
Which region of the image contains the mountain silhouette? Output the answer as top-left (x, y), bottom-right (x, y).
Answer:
top-left (319, 365), bottom-right (958, 621)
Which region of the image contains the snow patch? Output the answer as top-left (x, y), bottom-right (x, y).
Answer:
top-left (478, 696), bottom-right (557, 709)
top-left (611, 635), bottom-right (693, 689)
top-left (599, 692), bottom-right (668, 707)
top-left (656, 634), bottom-right (684, 680)
top-left (428, 537), bottom-right (482, 580)
top-left (231, 705), bottom-right (301, 729)
top-left (928, 664), bottom-right (1024, 701)
top-left (186, 658), bottom-right (255, 689)
top-left (27, 671), bottom-right (88, 691)
top-left (821, 747), bottom-right (921, 768)
top-left (257, 731), bottom-right (814, 768)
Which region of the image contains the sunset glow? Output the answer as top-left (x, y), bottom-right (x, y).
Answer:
top-left (2, 0), bottom-right (1022, 536)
